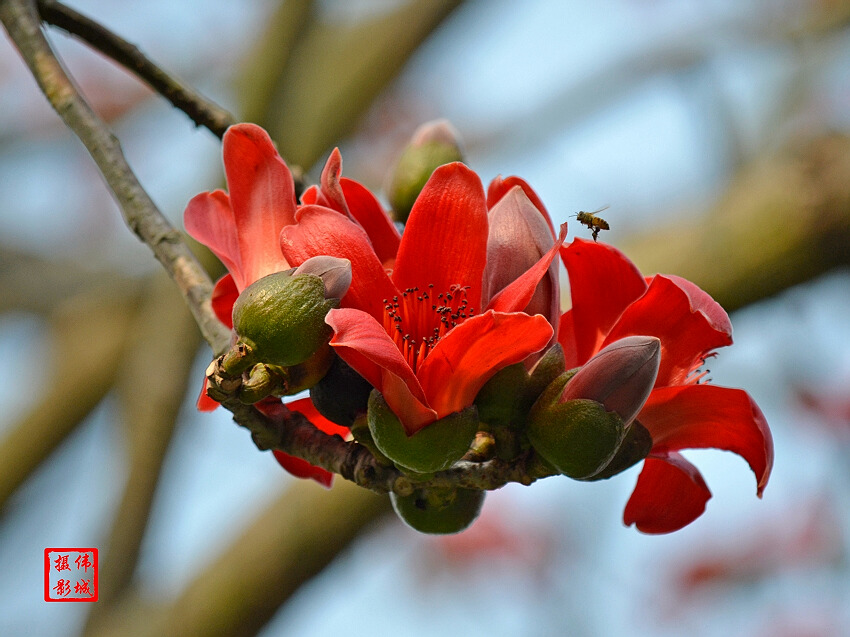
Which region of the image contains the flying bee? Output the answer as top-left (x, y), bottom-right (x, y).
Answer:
top-left (573, 206), bottom-right (610, 241)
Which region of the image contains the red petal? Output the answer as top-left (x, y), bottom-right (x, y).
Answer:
top-left (605, 275), bottom-right (733, 386)
top-left (222, 123), bottom-right (295, 285)
top-left (196, 378), bottom-right (219, 412)
top-left (341, 177), bottom-right (401, 264)
top-left (272, 450), bottom-right (334, 488)
top-left (559, 239), bottom-right (647, 365)
top-left (211, 273), bottom-right (239, 329)
top-left (281, 205), bottom-right (397, 321)
top-left (488, 223), bottom-right (566, 322)
top-left (325, 308), bottom-right (435, 431)
top-left (393, 163), bottom-right (488, 310)
top-left (623, 452), bottom-right (711, 534)
top-left (665, 274), bottom-right (733, 337)
top-left (417, 311), bottom-right (553, 419)
top-left (318, 148), bottom-right (349, 215)
top-left (559, 310), bottom-right (579, 368)
top-left (184, 190), bottom-right (244, 289)
top-left (639, 384), bottom-right (774, 497)
top-left (487, 175), bottom-right (555, 237)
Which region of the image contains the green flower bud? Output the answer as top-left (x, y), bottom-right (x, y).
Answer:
top-left (391, 487), bottom-right (485, 534)
top-left (367, 390), bottom-right (478, 474)
top-left (232, 259), bottom-right (350, 368)
top-left (529, 397), bottom-right (626, 479)
top-left (527, 372), bottom-right (625, 479)
top-left (387, 120), bottom-right (464, 223)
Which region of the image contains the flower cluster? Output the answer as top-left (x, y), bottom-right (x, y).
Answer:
top-left (185, 122), bottom-right (773, 534)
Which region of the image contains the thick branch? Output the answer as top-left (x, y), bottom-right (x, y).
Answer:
top-left (36, 0), bottom-right (235, 137)
top-left (0, 0), bottom-right (230, 354)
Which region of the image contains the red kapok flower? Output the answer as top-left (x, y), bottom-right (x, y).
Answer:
top-left (559, 239), bottom-right (774, 534)
top-left (183, 124), bottom-right (391, 486)
top-left (184, 123), bottom-right (297, 329)
top-left (281, 162), bottom-right (562, 434)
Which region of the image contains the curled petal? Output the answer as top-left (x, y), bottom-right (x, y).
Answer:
top-left (487, 175), bottom-right (555, 237)
top-left (211, 273), bottom-right (239, 329)
top-left (559, 239), bottom-right (647, 366)
top-left (222, 123), bottom-right (295, 284)
top-left (393, 162), bottom-right (488, 310)
top-left (319, 148), bottom-right (350, 215)
top-left (341, 177), bottom-right (401, 264)
top-left (488, 222), bottom-right (566, 334)
top-left (281, 205), bottom-right (397, 320)
top-left (184, 191), bottom-right (243, 289)
top-left (299, 185), bottom-right (322, 206)
top-left (665, 274), bottom-right (733, 337)
top-left (624, 452), bottom-right (711, 534)
top-left (417, 311), bottom-right (553, 419)
top-left (639, 384), bottom-right (773, 497)
top-left (605, 275), bottom-right (733, 386)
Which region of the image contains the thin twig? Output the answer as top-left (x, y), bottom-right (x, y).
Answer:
top-left (36, 0), bottom-right (235, 138)
top-left (0, 0), bottom-right (230, 354)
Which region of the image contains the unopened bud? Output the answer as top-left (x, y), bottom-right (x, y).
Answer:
top-left (484, 186), bottom-right (559, 326)
top-left (560, 336), bottom-right (660, 427)
top-left (528, 393), bottom-right (625, 479)
top-left (387, 120), bottom-right (464, 222)
top-left (232, 263), bottom-right (350, 368)
top-left (391, 487), bottom-right (485, 534)
top-left (367, 390), bottom-right (478, 474)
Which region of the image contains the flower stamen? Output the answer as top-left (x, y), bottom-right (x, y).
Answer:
top-left (382, 284), bottom-right (473, 371)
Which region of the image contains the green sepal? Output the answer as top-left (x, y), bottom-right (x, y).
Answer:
top-left (474, 363), bottom-right (529, 428)
top-left (367, 390), bottom-right (478, 474)
top-left (525, 343), bottom-right (567, 404)
top-left (310, 354), bottom-right (373, 427)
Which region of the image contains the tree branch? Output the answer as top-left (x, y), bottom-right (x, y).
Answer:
top-left (0, 0), bottom-right (231, 355)
top-left (35, 0), bottom-right (235, 138)
top-left (220, 395), bottom-right (556, 496)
